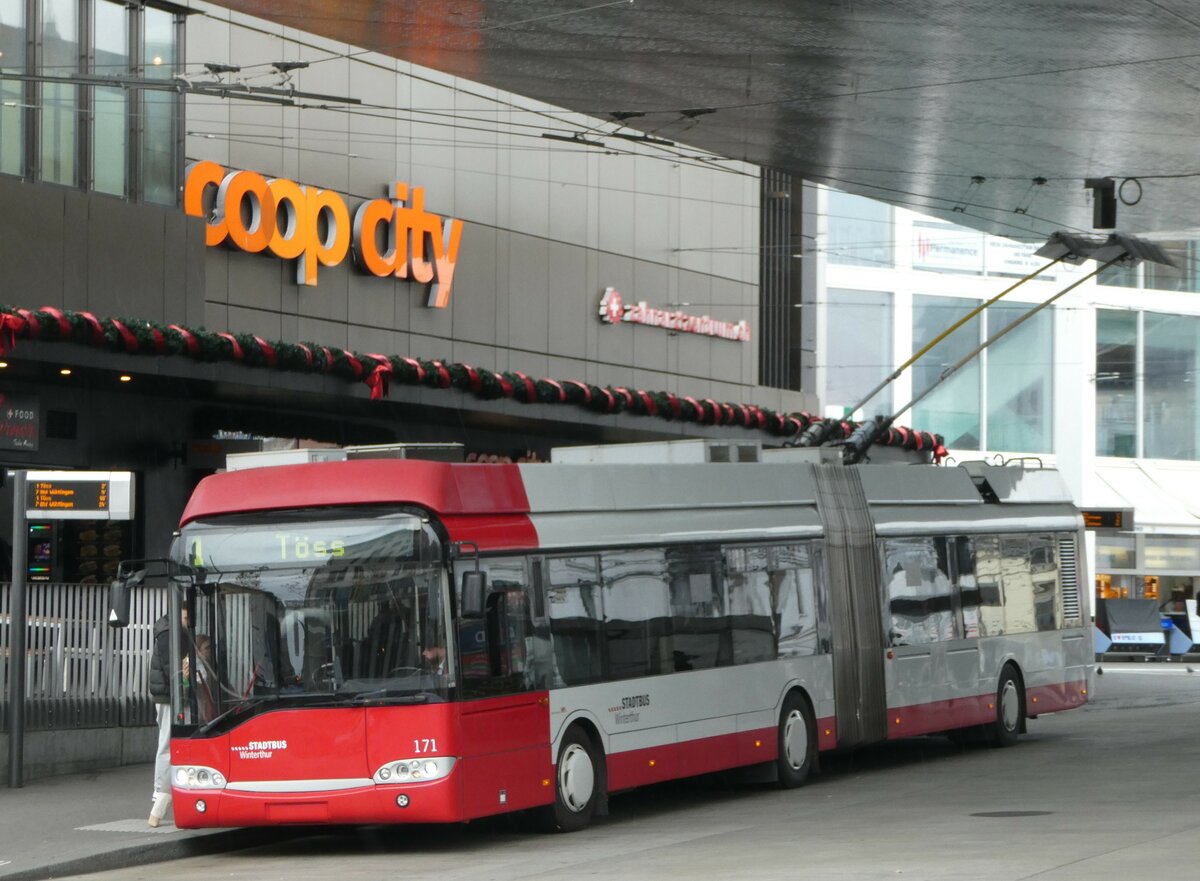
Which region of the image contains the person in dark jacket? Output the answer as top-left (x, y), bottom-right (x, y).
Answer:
top-left (148, 609), bottom-right (185, 827)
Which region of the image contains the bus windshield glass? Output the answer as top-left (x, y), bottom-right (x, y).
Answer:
top-left (170, 507), bottom-right (449, 731)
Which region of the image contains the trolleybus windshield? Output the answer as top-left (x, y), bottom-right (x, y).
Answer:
top-left (170, 507), bottom-right (450, 732)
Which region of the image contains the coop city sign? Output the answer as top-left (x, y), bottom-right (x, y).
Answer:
top-left (183, 161), bottom-right (464, 307)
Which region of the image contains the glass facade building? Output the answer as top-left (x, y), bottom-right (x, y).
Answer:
top-left (0, 0), bottom-right (180, 201)
top-left (817, 184), bottom-right (1200, 611)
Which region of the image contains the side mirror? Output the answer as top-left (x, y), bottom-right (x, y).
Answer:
top-left (107, 568), bottom-right (145, 628)
top-left (461, 570), bottom-right (487, 619)
top-left (107, 577), bottom-right (132, 628)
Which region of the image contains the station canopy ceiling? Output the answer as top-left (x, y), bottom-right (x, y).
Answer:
top-left (218, 0), bottom-right (1200, 245)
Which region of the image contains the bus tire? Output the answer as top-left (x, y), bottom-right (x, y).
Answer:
top-left (545, 726), bottom-right (603, 832)
top-left (990, 666), bottom-right (1024, 748)
top-left (777, 691), bottom-right (816, 788)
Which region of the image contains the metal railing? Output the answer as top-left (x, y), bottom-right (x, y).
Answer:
top-left (0, 581), bottom-right (166, 731)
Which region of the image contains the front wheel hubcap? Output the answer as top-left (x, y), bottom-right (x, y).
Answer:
top-left (558, 743), bottom-right (595, 813)
top-left (1000, 681), bottom-right (1019, 731)
top-left (783, 709), bottom-right (808, 770)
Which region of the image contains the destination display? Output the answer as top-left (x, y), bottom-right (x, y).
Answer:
top-left (24, 471), bottom-right (134, 520)
top-left (1082, 508), bottom-right (1133, 531)
top-left (29, 480), bottom-right (108, 512)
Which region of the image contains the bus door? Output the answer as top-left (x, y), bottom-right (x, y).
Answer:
top-left (454, 557), bottom-right (550, 819)
top-left (945, 537), bottom-right (983, 709)
top-left (881, 536), bottom-right (960, 735)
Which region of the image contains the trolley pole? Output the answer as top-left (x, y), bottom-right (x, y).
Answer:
top-left (8, 470), bottom-right (28, 788)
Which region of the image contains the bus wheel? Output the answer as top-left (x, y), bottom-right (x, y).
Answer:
top-left (546, 726), bottom-right (603, 832)
top-left (777, 692), bottom-right (816, 788)
top-left (990, 667), bottom-right (1024, 748)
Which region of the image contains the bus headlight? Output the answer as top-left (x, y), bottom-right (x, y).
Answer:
top-left (172, 765), bottom-right (227, 790)
top-left (373, 756), bottom-right (456, 783)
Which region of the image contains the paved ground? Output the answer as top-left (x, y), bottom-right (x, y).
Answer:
top-left (2, 660), bottom-right (1198, 881)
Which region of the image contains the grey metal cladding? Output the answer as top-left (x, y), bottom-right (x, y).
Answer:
top-left (518, 462), bottom-right (820, 513)
top-left (958, 464), bottom-right (1078, 504)
top-left (527, 507), bottom-right (823, 551)
top-left (856, 465), bottom-right (983, 505)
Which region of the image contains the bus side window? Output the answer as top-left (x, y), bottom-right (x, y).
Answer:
top-left (600, 548), bottom-right (671, 680)
top-left (971, 536), bottom-right (1003, 636)
top-left (546, 556), bottom-right (604, 685)
top-left (1029, 534), bottom-right (1060, 631)
top-left (883, 537), bottom-right (957, 646)
top-left (456, 556), bottom-right (538, 696)
top-left (724, 545), bottom-right (777, 665)
top-left (1000, 536), bottom-right (1036, 634)
top-left (955, 537), bottom-right (981, 639)
top-left (668, 547), bottom-right (726, 670)
top-left (770, 544), bottom-right (819, 658)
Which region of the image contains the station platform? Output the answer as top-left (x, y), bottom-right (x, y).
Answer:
top-left (0, 763), bottom-right (269, 881)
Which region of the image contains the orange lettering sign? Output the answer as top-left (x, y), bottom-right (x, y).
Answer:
top-left (184, 162), bottom-right (463, 306)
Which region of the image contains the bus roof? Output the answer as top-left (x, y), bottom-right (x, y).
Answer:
top-left (181, 459), bottom-right (1081, 550)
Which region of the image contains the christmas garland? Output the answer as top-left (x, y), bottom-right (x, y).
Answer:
top-left (0, 305), bottom-right (946, 460)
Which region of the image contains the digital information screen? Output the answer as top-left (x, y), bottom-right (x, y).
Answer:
top-left (24, 471), bottom-right (134, 520)
top-left (1081, 508), bottom-right (1134, 532)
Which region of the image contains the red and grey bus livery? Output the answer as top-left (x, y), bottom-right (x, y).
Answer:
top-left (129, 445), bottom-right (1089, 831)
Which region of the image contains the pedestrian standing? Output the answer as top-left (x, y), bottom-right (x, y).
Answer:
top-left (148, 608), bottom-right (185, 827)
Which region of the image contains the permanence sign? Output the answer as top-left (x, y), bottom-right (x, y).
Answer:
top-left (25, 471), bottom-right (135, 520)
top-left (184, 161), bottom-right (464, 307)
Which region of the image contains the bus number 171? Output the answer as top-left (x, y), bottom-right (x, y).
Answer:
top-left (414, 739), bottom-right (438, 754)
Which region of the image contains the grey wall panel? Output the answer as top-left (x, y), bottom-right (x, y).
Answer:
top-left (295, 259), bottom-right (349, 324)
top-left (632, 322), bottom-right (669, 374)
top-left (597, 186), bottom-right (635, 257)
top-left (61, 191), bottom-right (90, 308)
top-left (508, 175), bottom-right (550, 241)
top-left (548, 182), bottom-right (589, 245)
top-left (162, 211), bottom-right (189, 323)
top-left (0, 178), bottom-right (65, 303)
top-left (711, 205), bottom-right (743, 282)
top-left (407, 332), bottom-right (452, 362)
top-left (402, 275), bottom-right (454, 340)
top-left (226, 250), bottom-right (284, 314)
top-left (450, 224), bottom-right (500, 343)
top-left (635, 154), bottom-right (673, 197)
top-left (347, 270), bottom-right (399, 336)
top-left (633, 192), bottom-right (671, 257)
top-left (204, 245), bottom-right (229, 305)
top-left (547, 355), bottom-right (588, 381)
top-left (456, 169), bottom-right (499, 227)
top-left (205, 300), bottom-right (229, 329)
top-left (346, 322), bottom-right (401, 359)
top-left (678, 196), bottom-right (714, 277)
top-left (546, 244), bottom-right (589, 359)
top-left (506, 235), bottom-right (550, 354)
top-left (226, 304), bottom-right (282, 340)
top-left (85, 197), bottom-right (164, 320)
top-left (549, 148), bottom-right (588, 187)
top-left (296, 316), bottom-right (348, 348)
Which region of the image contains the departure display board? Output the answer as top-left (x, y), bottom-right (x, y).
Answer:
top-left (24, 471), bottom-right (134, 520)
top-left (1082, 508), bottom-right (1133, 532)
top-left (28, 480), bottom-right (108, 512)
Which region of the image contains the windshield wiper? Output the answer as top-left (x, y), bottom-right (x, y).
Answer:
top-left (350, 690), bottom-right (430, 705)
top-left (196, 696), bottom-right (275, 735)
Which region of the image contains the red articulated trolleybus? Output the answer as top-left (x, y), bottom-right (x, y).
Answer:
top-left (113, 441), bottom-right (1091, 831)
